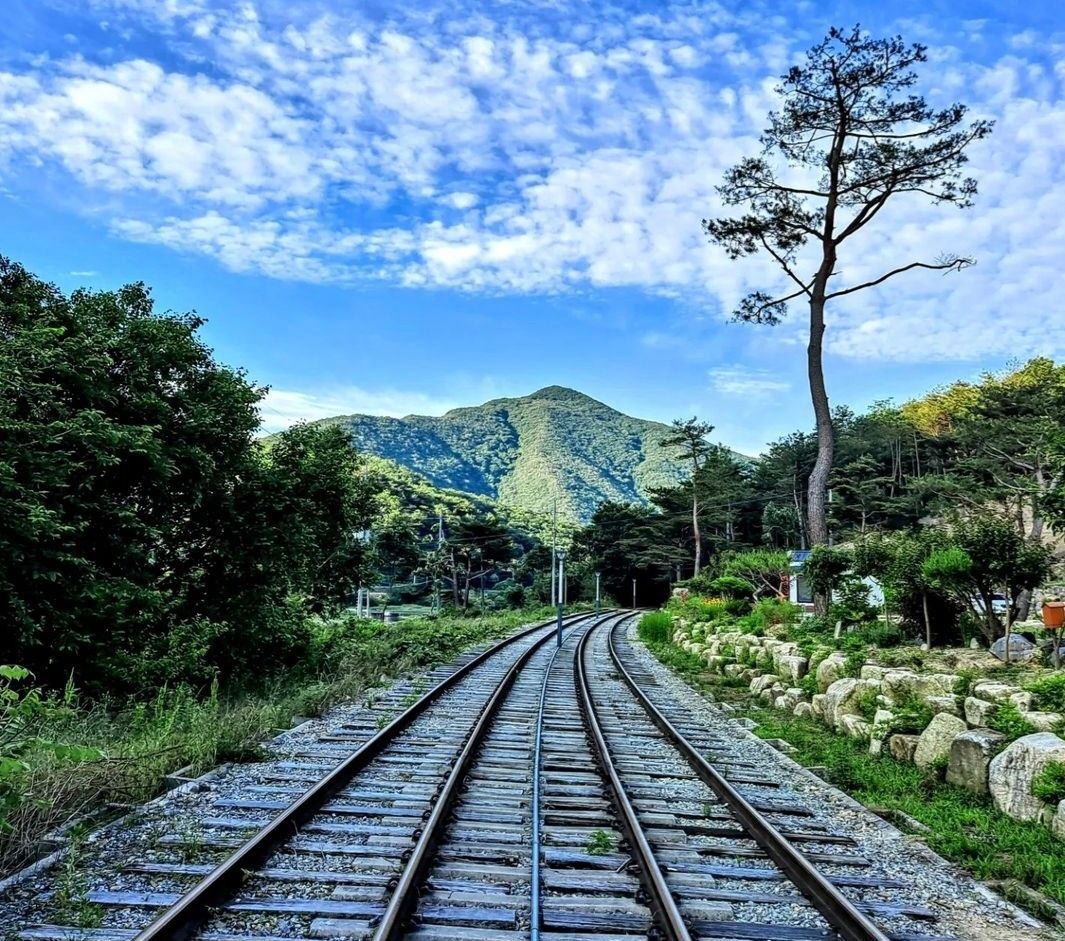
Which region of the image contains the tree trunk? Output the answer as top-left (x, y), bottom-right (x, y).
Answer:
top-left (690, 457), bottom-right (698, 579)
top-left (806, 295), bottom-right (834, 615)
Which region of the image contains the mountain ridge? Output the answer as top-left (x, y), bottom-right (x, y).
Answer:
top-left (319, 386), bottom-right (727, 522)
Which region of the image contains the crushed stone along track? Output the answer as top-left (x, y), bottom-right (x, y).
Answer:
top-left (5, 611), bottom-right (1051, 941)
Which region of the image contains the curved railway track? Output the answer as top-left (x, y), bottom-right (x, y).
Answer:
top-left (15, 611), bottom-right (952, 941)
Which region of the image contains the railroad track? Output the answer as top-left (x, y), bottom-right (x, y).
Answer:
top-left (14, 611), bottom-right (951, 941)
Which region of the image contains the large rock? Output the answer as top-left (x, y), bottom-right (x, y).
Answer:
top-left (777, 655), bottom-right (808, 683)
top-left (821, 678), bottom-right (879, 730)
top-left (964, 696), bottom-right (999, 728)
top-left (815, 651), bottom-right (852, 692)
top-left (989, 733), bottom-right (1065, 822)
top-left (972, 680), bottom-right (1025, 704)
top-left (946, 729), bottom-right (1006, 794)
top-left (860, 665), bottom-right (889, 680)
top-left (888, 734), bottom-right (920, 763)
top-left (1024, 712), bottom-right (1063, 733)
top-left (839, 714), bottom-right (872, 740)
top-left (793, 702), bottom-right (814, 719)
top-left (882, 670), bottom-right (959, 705)
top-left (913, 713), bottom-right (968, 770)
top-left (926, 694), bottom-right (962, 717)
top-left (990, 634), bottom-right (1036, 662)
top-left (810, 694), bottom-right (826, 720)
top-left (750, 674), bottom-right (778, 695)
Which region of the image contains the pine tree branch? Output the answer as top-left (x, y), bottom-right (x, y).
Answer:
top-left (824, 257), bottom-right (972, 299)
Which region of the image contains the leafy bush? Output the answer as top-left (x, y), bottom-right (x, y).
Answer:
top-left (749, 598), bottom-right (801, 628)
top-left (709, 575), bottom-right (756, 599)
top-left (1032, 761), bottom-right (1065, 804)
top-left (857, 620), bottom-right (906, 649)
top-left (1028, 674), bottom-right (1065, 714)
top-left (854, 685), bottom-right (880, 720)
top-left (680, 573), bottom-right (719, 597)
top-left (889, 693), bottom-right (934, 734)
top-left (954, 668), bottom-right (982, 698)
top-left (638, 611), bottom-right (674, 645)
top-left (831, 577), bottom-right (880, 629)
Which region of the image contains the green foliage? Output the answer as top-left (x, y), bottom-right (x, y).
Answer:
top-left (0, 608), bottom-right (555, 873)
top-left (889, 693), bottom-right (934, 734)
top-left (51, 833), bottom-right (103, 929)
top-left (748, 708), bottom-right (1065, 907)
top-left (0, 259), bottom-right (377, 692)
top-left (830, 577), bottom-right (879, 629)
top-left (1032, 762), bottom-right (1065, 804)
top-left (803, 546), bottom-right (852, 596)
top-left (585, 829), bottom-right (615, 855)
top-left (708, 575), bottom-right (755, 598)
top-left (721, 550), bottom-right (790, 596)
top-left (1027, 674), bottom-right (1065, 714)
top-left (853, 685), bottom-right (880, 720)
top-left (638, 612), bottom-right (673, 645)
top-left (988, 702), bottom-right (1037, 742)
top-left (749, 598), bottom-right (800, 628)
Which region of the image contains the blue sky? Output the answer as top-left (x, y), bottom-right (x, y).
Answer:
top-left (2, 0), bottom-right (1064, 454)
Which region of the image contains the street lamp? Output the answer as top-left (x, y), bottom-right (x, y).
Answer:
top-left (556, 550), bottom-right (567, 648)
top-left (595, 571), bottom-right (601, 617)
top-left (632, 577), bottom-right (637, 610)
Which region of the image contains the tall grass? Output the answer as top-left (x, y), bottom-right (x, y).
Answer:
top-left (638, 611), bottom-right (674, 645)
top-left (0, 606), bottom-right (561, 875)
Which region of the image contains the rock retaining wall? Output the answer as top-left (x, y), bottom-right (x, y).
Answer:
top-left (672, 617), bottom-right (1065, 838)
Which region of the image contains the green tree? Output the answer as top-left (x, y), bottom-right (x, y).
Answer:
top-left (661, 418), bottom-right (715, 576)
top-left (923, 516), bottom-right (1053, 645)
top-left (704, 26), bottom-right (991, 587)
top-left (0, 258), bottom-right (376, 691)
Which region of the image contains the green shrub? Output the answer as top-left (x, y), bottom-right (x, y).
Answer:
top-left (989, 702), bottom-right (1036, 742)
top-left (680, 573), bottom-right (719, 597)
top-left (709, 575), bottom-right (756, 599)
top-left (854, 685), bottom-right (880, 720)
top-left (858, 621), bottom-right (905, 649)
top-left (954, 668), bottom-right (982, 698)
top-left (889, 693), bottom-right (934, 734)
top-left (750, 598), bottom-right (801, 629)
top-left (1028, 674), bottom-right (1065, 714)
top-left (638, 611), bottom-right (674, 645)
top-left (1032, 761), bottom-right (1065, 804)
top-left (842, 649), bottom-right (866, 678)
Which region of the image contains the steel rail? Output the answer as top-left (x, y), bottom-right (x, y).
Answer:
top-left (131, 611), bottom-right (597, 941)
top-left (529, 633), bottom-right (566, 941)
top-left (371, 611), bottom-right (611, 941)
top-left (607, 618), bottom-right (893, 941)
top-left (574, 615), bottom-right (694, 941)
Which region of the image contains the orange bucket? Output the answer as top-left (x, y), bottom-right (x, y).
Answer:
top-left (1043, 601), bottom-right (1065, 628)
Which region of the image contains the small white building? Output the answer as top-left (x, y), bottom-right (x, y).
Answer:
top-left (786, 549), bottom-right (884, 612)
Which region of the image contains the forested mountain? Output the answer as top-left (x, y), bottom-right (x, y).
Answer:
top-left (320, 386), bottom-right (730, 521)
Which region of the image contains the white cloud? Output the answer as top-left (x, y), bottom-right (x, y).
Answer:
top-left (68, 269), bottom-right (98, 276)
top-left (708, 366), bottom-right (790, 398)
top-left (3, 4), bottom-right (1065, 365)
top-left (259, 386), bottom-right (460, 433)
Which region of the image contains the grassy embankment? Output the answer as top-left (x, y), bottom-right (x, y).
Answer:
top-left (0, 606), bottom-right (564, 876)
top-left (637, 610), bottom-right (1065, 915)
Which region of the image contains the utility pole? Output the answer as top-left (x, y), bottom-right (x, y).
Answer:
top-left (556, 550), bottom-right (567, 648)
top-left (550, 500), bottom-right (557, 606)
top-left (595, 572), bottom-right (601, 617)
